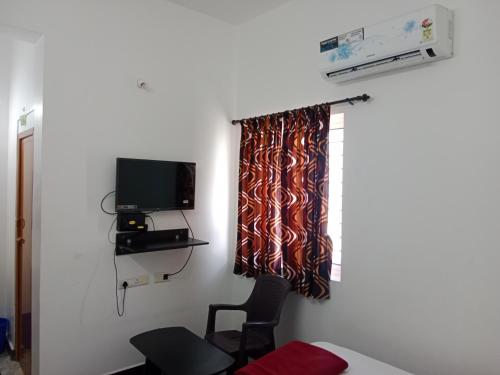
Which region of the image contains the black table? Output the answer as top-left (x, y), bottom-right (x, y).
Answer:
top-left (130, 326), bottom-right (235, 375)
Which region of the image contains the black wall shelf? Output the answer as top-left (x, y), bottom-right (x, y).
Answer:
top-left (115, 228), bottom-right (208, 256)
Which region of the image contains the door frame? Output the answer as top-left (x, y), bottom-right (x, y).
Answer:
top-left (15, 127), bottom-right (34, 360)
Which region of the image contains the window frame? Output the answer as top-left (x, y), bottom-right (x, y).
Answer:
top-left (328, 112), bottom-right (344, 282)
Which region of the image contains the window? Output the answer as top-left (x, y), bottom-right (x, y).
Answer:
top-left (328, 113), bottom-right (344, 282)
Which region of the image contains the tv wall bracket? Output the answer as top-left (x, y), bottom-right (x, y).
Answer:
top-left (115, 228), bottom-right (209, 256)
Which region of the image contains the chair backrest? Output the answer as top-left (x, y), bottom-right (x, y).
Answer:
top-left (245, 274), bottom-right (291, 323)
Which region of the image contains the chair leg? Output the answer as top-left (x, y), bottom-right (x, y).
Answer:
top-left (269, 335), bottom-right (276, 351)
top-left (225, 361), bottom-right (238, 375)
top-left (236, 352), bottom-right (248, 369)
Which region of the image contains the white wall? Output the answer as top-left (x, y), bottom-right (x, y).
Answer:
top-left (0, 34), bottom-right (43, 354)
top-left (2, 37), bottom-right (44, 354)
top-left (1, 1), bottom-right (240, 374)
top-left (234, 1), bottom-right (500, 375)
top-left (0, 37), bottom-right (12, 320)
top-left (4, 1), bottom-right (499, 374)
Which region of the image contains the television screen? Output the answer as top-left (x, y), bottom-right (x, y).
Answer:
top-left (115, 158), bottom-right (195, 212)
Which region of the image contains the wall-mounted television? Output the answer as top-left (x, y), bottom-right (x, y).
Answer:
top-left (115, 158), bottom-right (195, 212)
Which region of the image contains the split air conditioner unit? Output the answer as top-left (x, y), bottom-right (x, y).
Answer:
top-left (320, 4), bottom-right (454, 82)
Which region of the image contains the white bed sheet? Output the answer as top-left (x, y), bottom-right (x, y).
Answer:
top-left (312, 342), bottom-right (412, 375)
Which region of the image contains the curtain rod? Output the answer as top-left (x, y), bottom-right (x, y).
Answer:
top-left (231, 93), bottom-right (370, 125)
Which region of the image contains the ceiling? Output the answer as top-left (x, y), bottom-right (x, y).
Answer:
top-left (166, 0), bottom-right (294, 24)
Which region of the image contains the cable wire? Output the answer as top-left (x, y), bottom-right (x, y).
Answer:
top-left (168, 210), bottom-right (195, 277)
top-left (113, 249), bottom-right (127, 317)
top-left (180, 209), bottom-right (194, 238)
top-left (108, 216), bottom-right (117, 245)
top-left (102, 190), bottom-right (125, 316)
top-left (101, 191), bottom-right (117, 216)
top-left (146, 215), bottom-right (156, 231)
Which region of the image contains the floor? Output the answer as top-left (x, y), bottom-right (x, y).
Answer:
top-left (0, 352), bottom-right (23, 375)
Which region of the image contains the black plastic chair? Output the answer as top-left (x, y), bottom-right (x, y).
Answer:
top-left (205, 274), bottom-right (291, 370)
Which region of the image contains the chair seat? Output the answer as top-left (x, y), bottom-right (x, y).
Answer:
top-left (206, 330), bottom-right (272, 355)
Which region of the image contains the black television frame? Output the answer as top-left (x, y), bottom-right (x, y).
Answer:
top-left (115, 158), bottom-right (196, 213)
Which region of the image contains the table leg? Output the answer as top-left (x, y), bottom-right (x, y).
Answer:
top-left (144, 359), bottom-right (162, 375)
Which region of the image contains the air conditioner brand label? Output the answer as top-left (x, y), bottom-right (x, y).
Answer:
top-left (321, 28), bottom-right (364, 54)
top-left (338, 27), bottom-right (364, 46)
top-left (183, 200), bottom-right (189, 204)
top-left (320, 37), bottom-right (338, 53)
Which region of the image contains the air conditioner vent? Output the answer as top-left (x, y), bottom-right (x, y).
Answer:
top-left (326, 50), bottom-right (423, 79)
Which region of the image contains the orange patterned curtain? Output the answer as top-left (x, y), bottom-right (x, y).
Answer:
top-left (234, 105), bottom-right (332, 299)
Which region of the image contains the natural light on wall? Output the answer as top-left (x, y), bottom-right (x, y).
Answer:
top-left (328, 112), bottom-right (344, 282)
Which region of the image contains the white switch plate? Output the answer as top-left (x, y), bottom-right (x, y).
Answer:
top-left (154, 272), bottom-right (169, 283)
top-left (119, 274), bottom-right (149, 289)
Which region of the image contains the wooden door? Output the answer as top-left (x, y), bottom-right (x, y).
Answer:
top-left (16, 129), bottom-right (34, 375)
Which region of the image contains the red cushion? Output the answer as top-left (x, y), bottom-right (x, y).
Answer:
top-left (235, 340), bottom-right (349, 375)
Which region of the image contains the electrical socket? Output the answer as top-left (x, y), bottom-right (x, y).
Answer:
top-left (154, 272), bottom-right (170, 283)
top-left (119, 274), bottom-right (149, 289)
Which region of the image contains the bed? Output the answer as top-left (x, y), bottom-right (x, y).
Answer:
top-left (312, 342), bottom-right (412, 375)
top-left (236, 340), bottom-right (413, 375)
